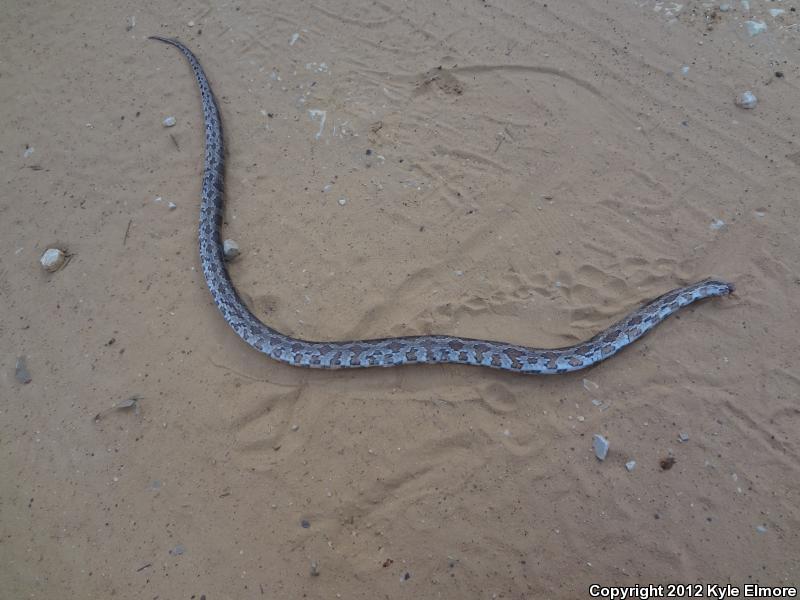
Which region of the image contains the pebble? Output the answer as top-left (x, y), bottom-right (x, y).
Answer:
top-left (40, 248), bottom-right (66, 272)
top-left (301, 519), bottom-right (310, 528)
top-left (223, 239), bottom-right (240, 260)
top-left (768, 8), bottom-right (784, 17)
top-left (735, 91), bottom-right (758, 109)
top-left (678, 432), bottom-right (690, 443)
top-left (168, 201), bottom-right (177, 210)
top-left (680, 65), bottom-right (690, 75)
top-left (719, 3), bottom-right (732, 11)
top-left (744, 20), bottom-right (767, 36)
top-left (163, 116), bottom-right (177, 127)
top-left (310, 560), bottom-right (320, 576)
top-left (660, 456), bottom-right (676, 470)
top-left (291, 424), bottom-right (299, 431)
top-left (756, 525), bottom-right (768, 533)
top-left (338, 197), bottom-right (347, 206)
top-left (583, 378), bottom-right (599, 393)
top-left (593, 434), bottom-right (609, 461)
top-left (115, 396), bottom-right (140, 416)
top-left (710, 219), bottom-right (726, 230)
top-left (169, 544), bottom-right (186, 556)
top-left (625, 460), bottom-right (637, 472)
top-left (15, 356), bottom-right (32, 384)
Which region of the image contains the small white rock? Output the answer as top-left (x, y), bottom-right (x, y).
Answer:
top-left (744, 20), bottom-right (767, 36)
top-left (625, 460), bottom-right (637, 472)
top-left (710, 218), bottom-right (726, 230)
top-left (756, 525), bottom-right (768, 533)
top-left (768, 8), bottom-right (784, 17)
top-left (187, 20), bottom-right (195, 27)
top-left (719, 3), bottom-right (732, 12)
top-left (680, 65), bottom-right (690, 75)
top-left (735, 91), bottom-right (758, 109)
top-left (337, 197), bottom-right (347, 206)
top-left (40, 248), bottom-right (66, 272)
top-left (168, 201), bottom-right (177, 210)
top-left (593, 434), bottom-right (609, 461)
top-left (223, 239), bottom-right (240, 260)
top-left (163, 116), bottom-right (177, 127)
top-left (678, 432), bottom-right (690, 443)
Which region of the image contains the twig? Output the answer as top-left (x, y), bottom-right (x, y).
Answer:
top-left (123, 219), bottom-right (132, 246)
top-left (208, 357), bottom-right (270, 382)
top-left (93, 395), bottom-right (142, 422)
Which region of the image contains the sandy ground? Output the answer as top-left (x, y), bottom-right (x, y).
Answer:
top-left (2, 0), bottom-right (799, 597)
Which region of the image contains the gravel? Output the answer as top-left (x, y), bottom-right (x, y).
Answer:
top-left (593, 434), bottom-right (609, 461)
top-left (15, 356), bottom-right (32, 384)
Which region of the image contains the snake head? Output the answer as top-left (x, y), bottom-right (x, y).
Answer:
top-left (696, 278), bottom-right (735, 296)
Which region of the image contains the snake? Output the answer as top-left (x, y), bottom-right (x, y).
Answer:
top-left (149, 36), bottom-right (734, 374)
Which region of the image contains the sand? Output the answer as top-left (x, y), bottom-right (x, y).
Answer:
top-left (2, 0), bottom-right (799, 597)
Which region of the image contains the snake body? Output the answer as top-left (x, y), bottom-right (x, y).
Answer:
top-left (150, 37), bottom-right (734, 374)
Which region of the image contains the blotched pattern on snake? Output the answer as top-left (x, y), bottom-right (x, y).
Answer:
top-left (149, 37), bottom-right (733, 374)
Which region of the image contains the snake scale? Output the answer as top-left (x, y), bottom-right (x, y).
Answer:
top-left (149, 36), bottom-right (734, 374)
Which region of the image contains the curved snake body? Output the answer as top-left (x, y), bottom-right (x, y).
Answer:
top-left (149, 37), bottom-right (733, 374)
